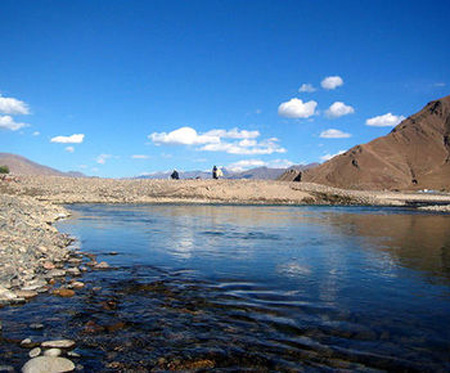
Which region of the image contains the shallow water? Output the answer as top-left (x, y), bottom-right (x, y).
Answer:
top-left (1, 204), bottom-right (450, 371)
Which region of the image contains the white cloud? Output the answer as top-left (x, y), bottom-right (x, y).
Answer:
top-left (278, 98), bottom-right (317, 118)
top-left (0, 95), bottom-right (30, 115)
top-left (228, 158), bottom-right (294, 172)
top-left (65, 146), bottom-right (75, 153)
top-left (204, 128), bottom-right (260, 139)
top-left (149, 126), bottom-right (282, 155)
top-left (320, 129), bottom-right (352, 139)
top-left (325, 101), bottom-right (355, 118)
top-left (131, 155), bottom-right (150, 159)
top-left (268, 159), bottom-right (295, 168)
top-left (50, 133), bottom-right (85, 144)
top-left (366, 113), bottom-right (406, 127)
top-left (149, 127), bottom-right (220, 145)
top-left (433, 82), bottom-right (446, 87)
top-left (321, 76), bottom-right (344, 90)
top-left (96, 154), bottom-right (113, 164)
top-left (0, 115), bottom-right (28, 131)
top-left (228, 159), bottom-right (266, 172)
top-left (200, 138), bottom-right (286, 155)
top-left (320, 150), bottom-right (345, 162)
top-left (32, 131), bottom-right (40, 136)
top-left (299, 83), bottom-right (316, 93)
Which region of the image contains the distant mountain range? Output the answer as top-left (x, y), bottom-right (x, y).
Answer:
top-left (137, 164), bottom-right (318, 180)
top-left (0, 152), bottom-right (317, 180)
top-left (299, 94), bottom-right (450, 190)
top-left (0, 153), bottom-right (86, 177)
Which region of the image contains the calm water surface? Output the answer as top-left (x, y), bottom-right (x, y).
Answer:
top-left (1, 204), bottom-right (450, 371)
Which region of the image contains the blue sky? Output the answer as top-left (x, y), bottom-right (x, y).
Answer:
top-left (1, 0), bottom-right (449, 178)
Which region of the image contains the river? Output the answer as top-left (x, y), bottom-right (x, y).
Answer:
top-left (1, 204), bottom-right (449, 371)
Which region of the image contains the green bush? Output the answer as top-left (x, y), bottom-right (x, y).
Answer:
top-left (0, 165), bottom-right (10, 174)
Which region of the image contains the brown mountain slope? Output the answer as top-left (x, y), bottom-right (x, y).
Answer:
top-left (0, 153), bottom-right (84, 177)
top-left (303, 95), bottom-right (450, 190)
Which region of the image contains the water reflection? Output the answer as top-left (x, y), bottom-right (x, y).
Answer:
top-left (44, 204), bottom-right (450, 371)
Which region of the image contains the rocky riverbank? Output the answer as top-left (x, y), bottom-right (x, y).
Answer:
top-left (0, 194), bottom-right (112, 305)
top-left (0, 194), bottom-right (73, 302)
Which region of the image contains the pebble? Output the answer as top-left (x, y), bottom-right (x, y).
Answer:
top-left (41, 339), bottom-right (76, 349)
top-left (29, 323), bottom-right (44, 330)
top-left (15, 290), bottom-right (38, 299)
top-left (22, 356), bottom-right (75, 373)
top-left (20, 338), bottom-right (34, 348)
top-left (29, 347), bottom-right (41, 358)
top-left (67, 351), bottom-right (81, 358)
top-left (44, 348), bottom-right (62, 357)
top-left (66, 267), bottom-right (81, 276)
top-left (0, 286), bottom-right (18, 301)
top-left (42, 262), bottom-right (56, 270)
top-left (69, 282), bottom-right (85, 290)
top-left (0, 365), bottom-right (14, 372)
top-left (45, 269), bottom-right (66, 279)
top-left (53, 289), bottom-right (75, 298)
top-left (95, 261), bottom-right (110, 269)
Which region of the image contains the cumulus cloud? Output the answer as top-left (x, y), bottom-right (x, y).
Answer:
top-left (0, 115), bottom-right (28, 131)
top-left (149, 127), bottom-right (220, 145)
top-left (278, 98), bottom-right (317, 118)
top-left (32, 131), bottom-right (40, 136)
top-left (149, 126), bottom-right (282, 155)
top-left (65, 146), bottom-right (75, 153)
top-left (50, 133), bottom-right (85, 144)
top-left (366, 113), bottom-right (406, 127)
top-left (227, 158), bottom-right (294, 172)
top-left (200, 137), bottom-right (286, 155)
top-left (320, 129), bottom-right (352, 139)
top-left (321, 76), bottom-right (344, 90)
top-left (0, 95), bottom-right (30, 115)
top-left (149, 127), bottom-right (260, 146)
top-left (325, 101), bottom-right (355, 118)
top-left (299, 83), bottom-right (316, 93)
top-left (131, 155), bottom-right (150, 159)
top-left (320, 150), bottom-right (345, 162)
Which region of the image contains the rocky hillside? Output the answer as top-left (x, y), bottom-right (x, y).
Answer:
top-left (0, 153), bottom-right (85, 177)
top-left (303, 95), bottom-right (450, 190)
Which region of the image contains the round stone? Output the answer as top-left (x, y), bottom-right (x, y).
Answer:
top-left (22, 356), bottom-right (75, 373)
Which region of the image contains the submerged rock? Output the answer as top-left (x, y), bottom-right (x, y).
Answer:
top-left (29, 323), bottom-right (44, 330)
top-left (95, 261), bottom-right (110, 270)
top-left (53, 289), bottom-right (75, 298)
top-left (21, 356), bottom-right (75, 373)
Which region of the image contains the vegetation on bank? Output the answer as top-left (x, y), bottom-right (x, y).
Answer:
top-left (0, 165), bottom-right (9, 174)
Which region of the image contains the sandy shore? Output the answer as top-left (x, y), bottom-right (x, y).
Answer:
top-left (2, 175), bottom-right (450, 207)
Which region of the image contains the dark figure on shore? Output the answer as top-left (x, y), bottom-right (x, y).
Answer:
top-left (212, 166), bottom-right (218, 179)
top-left (170, 170), bottom-right (179, 180)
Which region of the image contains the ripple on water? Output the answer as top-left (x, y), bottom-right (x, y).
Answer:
top-left (1, 204), bottom-right (449, 371)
